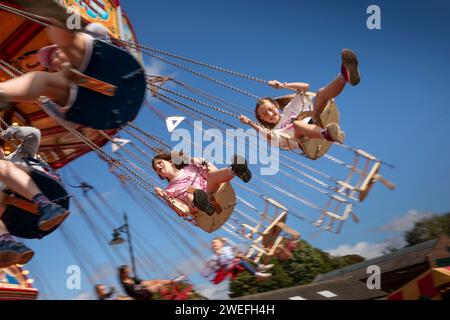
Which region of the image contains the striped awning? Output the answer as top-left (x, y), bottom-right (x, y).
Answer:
top-left (388, 266), bottom-right (450, 300)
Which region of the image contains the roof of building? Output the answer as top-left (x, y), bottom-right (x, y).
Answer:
top-left (233, 276), bottom-right (387, 300)
top-left (315, 239), bottom-right (439, 282)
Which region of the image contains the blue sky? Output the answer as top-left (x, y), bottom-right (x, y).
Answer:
top-left (14, 0), bottom-right (450, 299)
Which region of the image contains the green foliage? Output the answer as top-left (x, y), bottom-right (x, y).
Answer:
top-left (229, 240), bottom-right (364, 298)
top-left (404, 212), bottom-right (450, 246)
top-left (229, 211), bottom-right (450, 298)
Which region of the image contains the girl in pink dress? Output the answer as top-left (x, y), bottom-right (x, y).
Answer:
top-left (152, 153), bottom-right (251, 216)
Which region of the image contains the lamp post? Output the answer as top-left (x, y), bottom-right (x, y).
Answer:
top-left (110, 212), bottom-right (137, 277)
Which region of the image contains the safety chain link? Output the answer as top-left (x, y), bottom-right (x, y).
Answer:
top-left (138, 49), bottom-right (260, 100)
top-left (149, 81), bottom-right (238, 119)
top-left (0, 4), bottom-right (51, 27)
top-left (126, 122), bottom-right (170, 149)
top-left (155, 91), bottom-right (237, 129)
top-left (120, 39), bottom-right (267, 84)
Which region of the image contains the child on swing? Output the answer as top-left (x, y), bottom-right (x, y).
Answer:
top-left (118, 265), bottom-right (186, 300)
top-left (239, 49), bottom-right (360, 150)
top-left (0, 1), bottom-right (145, 128)
top-left (0, 125), bottom-right (69, 268)
top-left (152, 152), bottom-right (252, 216)
top-left (201, 237), bottom-right (273, 282)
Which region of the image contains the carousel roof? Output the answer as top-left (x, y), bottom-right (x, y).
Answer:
top-left (0, 0), bottom-right (140, 168)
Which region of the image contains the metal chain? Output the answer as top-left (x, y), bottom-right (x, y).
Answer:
top-left (149, 81), bottom-right (238, 119)
top-left (222, 224), bottom-right (248, 243)
top-left (280, 158), bottom-right (333, 190)
top-left (36, 98), bottom-right (165, 202)
top-left (236, 196), bottom-right (260, 213)
top-left (171, 78), bottom-right (253, 116)
top-left (126, 122), bottom-right (171, 149)
top-left (279, 169), bottom-right (331, 196)
top-left (156, 92), bottom-right (237, 129)
top-left (0, 4), bottom-right (51, 28)
top-left (122, 127), bottom-right (167, 154)
top-left (235, 207), bottom-right (260, 226)
top-left (139, 49), bottom-right (260, 100)
top-left (280, 152), bottom-right (337, 182)
top-left (120, 39), bottom-right (267, 84)
top-left (158, 96), bottom-right (228, 131)
top-left (258, 178), bottom-right (322, 211)
top-left (100, 131), bottom-right (159, 169)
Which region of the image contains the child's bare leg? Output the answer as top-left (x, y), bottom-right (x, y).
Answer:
top-left (293, 118), bottom-right (345, 144)
top-left (0, 161), bottom-right (42, 201)
top-left (206, 168), bottom-right (234, 194)
top-left (293, 120), bottom-right (323, 139)
top-left (47, 22), bottom-right (87, 70)
top-left (0, 208), bottom-right (8, 236)
top-left (0, 71), bottom-right (70, 105)
top-left (313, 77), bottom-right (345, 119)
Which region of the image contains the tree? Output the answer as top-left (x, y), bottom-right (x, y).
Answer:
top-left (404, 212), bottom-right (450, 246)
top-left (229, 240), bottom-right (364, 298)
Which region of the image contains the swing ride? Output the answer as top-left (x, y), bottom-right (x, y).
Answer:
top-left (0, 0), bottom-right (397, 299)
top-left (0, 264), bottom-right (38, 300)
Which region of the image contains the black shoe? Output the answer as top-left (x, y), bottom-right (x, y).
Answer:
top-left (0, 240), bottom-right (34, 268)
top-left (193, 189), bottom-right (216, 216)
top-left (230, 155), bottom-right (252, 183)
top-left (341, 48), bottom-right (360, 86)
top-left (38, 203), bottom-right (70, 231)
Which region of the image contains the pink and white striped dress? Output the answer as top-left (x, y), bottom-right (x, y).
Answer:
top-left (164, 164), bottom-right (209, 204)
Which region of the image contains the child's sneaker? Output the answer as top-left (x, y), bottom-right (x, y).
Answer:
top-left (0, 239), bottom-right (34, 268)
top-left (172, 275), bottom-right (187, 283)
top-left (255, 272), bottom-right (272, 279)
top-left (257, 264), bottom-right (274, 272)
top-left (38, 202), bottom-right (70, 231)
top-left (230, 155), bottom-right (252, 183)
top-left (341, 48), bottom-right (360, 86)
top-left (193, 189), bottom-right (216, 216)
top-left (322, 123), bottom-right (345, 144)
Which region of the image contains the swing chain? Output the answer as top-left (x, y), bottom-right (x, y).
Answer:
top-left (126, 123), bottom-right (170, 149)
top-left (156, 92), bottom-right (237, 129)
top-left (119, 39), bottom-right (268, 84)
top-left (140, 49), bottom-right (261, 100)
top-left (0, 4), bottom-right (51, 28)
top-left (149, 81), bottom-right (238, 119)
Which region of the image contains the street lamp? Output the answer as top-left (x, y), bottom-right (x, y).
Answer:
top-left (109, 212), bottom-right (138, 277)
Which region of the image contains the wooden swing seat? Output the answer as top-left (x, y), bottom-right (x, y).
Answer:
top-left (275, 93), bottom-right (341, 160)
top-left (171, 182), bottom-right (236, 233)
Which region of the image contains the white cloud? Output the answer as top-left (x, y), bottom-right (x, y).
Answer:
top-left (325, 236), bottom-right (406, 260)
top-left (379, 210), bottom-right (435, 232)
top-left (328, 210), bottom-right (437, 259)
top-left (145, 60), bottom-right (167, 77)
top-left (197, 281), bottom-right (230, 300)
